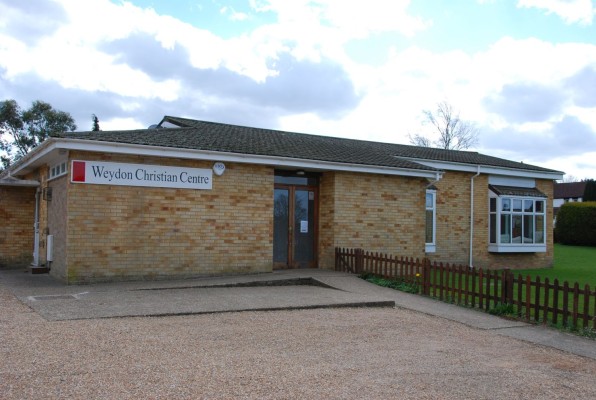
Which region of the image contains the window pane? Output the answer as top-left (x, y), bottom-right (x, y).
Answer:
top-left (425, 210), bottom-right (434, 244)
top-left (513, 199), bottom-right (522, 212)
top-left (61, 163), bottom-right (66, 173)
top-left (524, 200), bottom-right (533, 212)
top-left (502, 198), bottom-right (511, 212)
top-left (523, 215), bottom-right (534, 243)
top-left (500, 214), bottom-right (511, 243)
top-left (490, 198), bottom-right (496, 213)
top-left (273, 189), bottom-right (289, 264)
top-left (512, 215), bottom-right (522, 242)
top-left (490, 214), bottom-right (497, 243)
top-left (426, 193), bottom-right (434, 209)
top-left (535, 215), bottom-right (545, 243)
top-left (535, 200), bottom-right (544, 213)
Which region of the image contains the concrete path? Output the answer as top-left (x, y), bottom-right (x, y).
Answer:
top-left (1, 268), bottom-right (594, 360)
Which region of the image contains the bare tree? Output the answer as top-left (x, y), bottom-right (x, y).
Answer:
top-left (561, 174), bottom-right (580, 183)
top-left (408, 133), bottom-right (432, 148)
top-left (409, 101), bottom-right (479, 150)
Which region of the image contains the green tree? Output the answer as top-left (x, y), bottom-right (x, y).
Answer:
top-left (0, 99), bottom-right (76, 169)
top-left (92, 114), bottom-right (100, 131)
top-left (583, 179), bottom-right (596, 201)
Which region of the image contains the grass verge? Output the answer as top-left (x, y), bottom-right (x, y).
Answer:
top-left (516, 244), bottom-right (596, 287)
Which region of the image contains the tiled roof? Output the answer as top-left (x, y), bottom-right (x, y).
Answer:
top-left (553, 182), bottom-right (586, 199)
top-left (57, 116), bottom-right (561, 174)
top-left (489, 185), bottom-right (547, 198)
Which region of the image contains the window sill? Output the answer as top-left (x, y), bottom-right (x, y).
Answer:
top-left (425, 244), bottom-right (436, 253)
top-left (488, 244), bottom-right (546, 253)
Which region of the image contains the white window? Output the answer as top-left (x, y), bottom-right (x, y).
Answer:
top-left (425, 190), bottom-right (436, 253)
top-left (49, 161), bottom-right (68, 180)
top-left (489, 189), bottom-right (546, 253)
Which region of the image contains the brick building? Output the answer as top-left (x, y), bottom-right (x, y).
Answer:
top-left (0, 117), bottom-right (563, 283)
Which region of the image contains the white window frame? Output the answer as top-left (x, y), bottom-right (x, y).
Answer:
top-left (489, 192), bottom-right (547, 253)
top-left (425, 189), bottom-right (436, 253)
top-left (49, 161), bottom-right (68, 180)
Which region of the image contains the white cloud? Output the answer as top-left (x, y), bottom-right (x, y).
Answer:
top-left (2, 0), bottom-right (596, 179)
top-left (517, 0), bottom-right (595, 25)
top-left (278, 35), bottom-right (596, 181)
top-left (220, 6), bottom-right (250, 21)
top-left (251, 0), bottom-right (430, 39)
top-left (100, 117), bottom-right (146, 131)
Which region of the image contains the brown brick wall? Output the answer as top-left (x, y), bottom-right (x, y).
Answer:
top-left (0, 186), bottom-right (36, 268)
top-left (11, 150), bottom-right (554, 280)
top-left (63, 151), bottom-right (274, 283)
top-left (318, 171), bottom-right (336, 269)
top-left (46, 175), bottom-right (69, 280)
top-left (36, 168), bottom-right (48, 267)
top-left (429, 173), bottom-right (555, 270)
top-left (428, 171), bottom-right (478, 266)
top-left (318, 172), bottom-right (427, 268)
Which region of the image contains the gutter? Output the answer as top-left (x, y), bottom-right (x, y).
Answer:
top-left (402, 157), bottom-right (564, 181)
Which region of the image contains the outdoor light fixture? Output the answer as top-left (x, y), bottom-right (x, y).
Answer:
top-left (213, 162), bottom-right (226, 176)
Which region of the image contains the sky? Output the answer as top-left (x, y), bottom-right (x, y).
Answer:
top-left (1, 0), bottom-right (596, 179)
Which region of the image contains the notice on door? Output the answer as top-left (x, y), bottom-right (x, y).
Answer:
top-left (300, 220), bottom-right (308, 233)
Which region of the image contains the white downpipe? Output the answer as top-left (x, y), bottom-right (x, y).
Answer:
top-left (469, 166), bottom-right (481, 269)
top-left (32, 188), bottom-right (40, 267)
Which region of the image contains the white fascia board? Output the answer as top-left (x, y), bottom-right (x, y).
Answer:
top-left (402, 158), bottom-right (564, 180)
top-left (8, 139), bottom-right (59, 176)
top-left (15, 138), bottom-right (440, 179)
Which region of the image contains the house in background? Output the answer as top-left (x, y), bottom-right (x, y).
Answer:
top-left (0, 117), bottom-right (564, 283)
top-left (553, 181), bottom-right (587, 219)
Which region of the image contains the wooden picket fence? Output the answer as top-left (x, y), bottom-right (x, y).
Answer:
top-left (335, 247), bottom-right (596, 331)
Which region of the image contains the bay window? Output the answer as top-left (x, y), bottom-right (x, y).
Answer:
top-left (488, 185), bottom-right (546, 253)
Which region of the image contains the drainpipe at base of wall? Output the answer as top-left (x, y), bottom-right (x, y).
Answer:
top-left (469, 165), bottom-right (481, 269)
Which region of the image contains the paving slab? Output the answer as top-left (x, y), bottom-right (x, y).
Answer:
top-left (0, 269), bottom-right (395, 321)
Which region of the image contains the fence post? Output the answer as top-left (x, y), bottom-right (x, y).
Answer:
top-left (356, 248), bottom-right (364, 274)
top-left (501, 269), bottom-right (512, 305)
top-left (423, 259), bottom-right (431, 296)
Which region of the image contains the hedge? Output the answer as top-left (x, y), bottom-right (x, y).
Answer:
top-left (555, 202), bottom-right (596, 246)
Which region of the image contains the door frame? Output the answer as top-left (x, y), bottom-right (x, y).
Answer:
top-left (273, 184), bottom-right (319, 269)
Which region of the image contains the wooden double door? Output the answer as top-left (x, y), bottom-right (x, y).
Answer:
top-left (273, 185), bottom-right (317, 269)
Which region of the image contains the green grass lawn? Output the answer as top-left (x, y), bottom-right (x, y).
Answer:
top-left (516, 244), bottom-right (596, 288)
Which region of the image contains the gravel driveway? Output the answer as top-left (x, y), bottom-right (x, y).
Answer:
top-left (1, 283), bottom-right (595, 399)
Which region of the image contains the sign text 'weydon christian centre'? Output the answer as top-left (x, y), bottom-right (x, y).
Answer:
top-left (71, 160), bottom-right (212, 190)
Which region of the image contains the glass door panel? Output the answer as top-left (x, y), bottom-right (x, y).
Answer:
top-left (273, 189), bottom-right (289, 266)
top-left (293, 190), bottom-right (315, 268)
